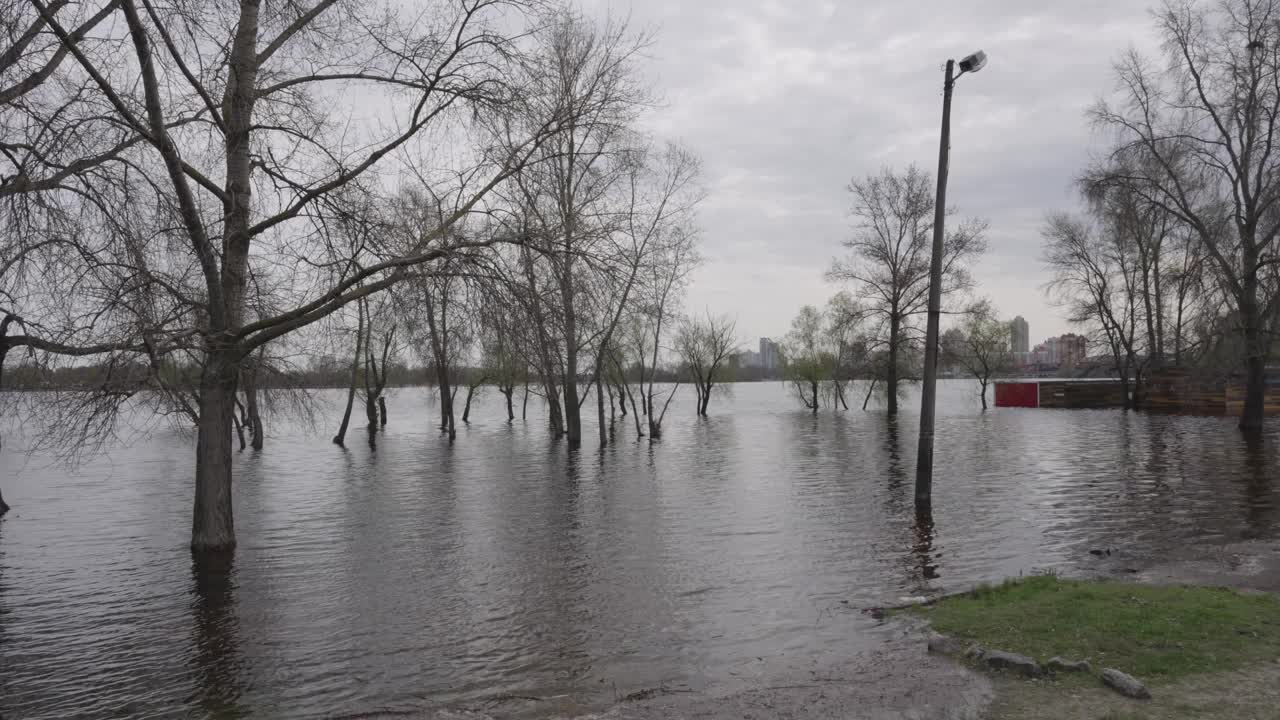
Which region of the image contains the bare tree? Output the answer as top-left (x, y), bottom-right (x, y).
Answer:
top-left (362, 299), bottom-right (397, 429)
top-left (1043, 213), bottom-right (1145, 408)
top-left (506, 9), bottom-right (650, 448)
top-left (783, 305), bottom-right (832, 413)
top-left (15, 0), bottom-right (584, 552)
top-left (675, 311), bottom-right (737, 416)
top-left (1089, 0), bottom-right (1280, 430)
top-left (942, 300), bottom-right (1013, 409)
top-left (827, 165), bottom-right (987, 414)
top-left (333, 298), bottom-right (365, 447)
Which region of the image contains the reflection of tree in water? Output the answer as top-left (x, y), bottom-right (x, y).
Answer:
top-left (1241, 433), bottom-right (1276, 539)
top-left (189, 553), bottom-right (245, 718)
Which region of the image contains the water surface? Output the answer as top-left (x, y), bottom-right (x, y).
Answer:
top-left (1, 381), bottom-right (1276, 718)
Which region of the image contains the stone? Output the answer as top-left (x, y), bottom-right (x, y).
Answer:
top-left (983, 650), bottom-right (1044, 677)
top-left (927, 634), bottom-right (970, 656)
top-left (1046, 657), bottom-right (1092, 673)
top-left (1100, 668), bottom-right (1151, 699)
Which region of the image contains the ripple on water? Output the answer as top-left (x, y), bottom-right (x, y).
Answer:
top-left (0, 382), bottom-right (1276, 718)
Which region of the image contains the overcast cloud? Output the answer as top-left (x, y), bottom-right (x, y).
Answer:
top-left (580, 0), bottom-right (1162, 348)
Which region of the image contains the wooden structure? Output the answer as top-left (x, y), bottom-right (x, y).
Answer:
top-left (994, 380), bottom-right (1127, 409)
top-left (1145, 367), bottom-right (1280, 416)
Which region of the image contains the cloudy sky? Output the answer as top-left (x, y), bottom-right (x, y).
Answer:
top-left (581, 0), bottom-right (1162, 347)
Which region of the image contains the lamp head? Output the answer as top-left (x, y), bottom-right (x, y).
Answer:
top-left (958, 50), bottom-right (988, 74)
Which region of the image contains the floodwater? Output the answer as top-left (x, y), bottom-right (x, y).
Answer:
top-left (0, 381), bottom-right (1276, 719)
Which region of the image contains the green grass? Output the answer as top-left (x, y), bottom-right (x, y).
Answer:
top-left (909, 575), bottom-right (1280, 682)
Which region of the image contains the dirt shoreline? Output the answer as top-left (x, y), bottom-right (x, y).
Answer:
top-left (407, 539), bottom-right (1280, 720)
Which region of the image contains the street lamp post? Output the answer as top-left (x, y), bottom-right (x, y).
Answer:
top-left (915, 50), bottom-right (986, 519)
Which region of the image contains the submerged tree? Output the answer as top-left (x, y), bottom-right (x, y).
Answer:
top-left (1089, 0), bottom-right (1280, 430)
top-left (1043, 214), bottom-right (1146, 409)
top-left (6, 0), bottom-right (601, 552)
top-left (675, 312), bottom-right (737, 416)
top-left (942, 300), bottom-right (1013, 410)
top-left (827, 165), bottom-right (986, 415)
top-left (783, 305), bottom-right (832, 413)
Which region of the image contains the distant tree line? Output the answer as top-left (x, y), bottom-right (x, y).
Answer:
top-left (1043, 0), bottom-right (1280, 426)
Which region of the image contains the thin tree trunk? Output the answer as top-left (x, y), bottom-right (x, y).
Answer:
top-left (447, 387), bottom-right (458, 438)
top-left (244, 371), bottom-right (263, 450)
top-left (379, 396), bottom-right (387, 427)
top-left (979, 379), bottom-right (988, 410)
top-left (546, 382), bottom-right (563, 435)
top-left (462, 384), bottom-right (477, 423)
top-left (333, 311), bottom-right (364, 446)
top-left (863, 377), bottom-right (878, 411)
top-left (522, 381), bottom-right (529, 420)
top-left (887, 312), bottom-right (900, 415)
top-left (597, 376), bottom-right (607, 447)
top-left (810, 379), bottom-right (819, 413)
top-left (504, 387), bottom-right (514, 421)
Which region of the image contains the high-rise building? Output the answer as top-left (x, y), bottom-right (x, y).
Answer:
top-left (759, 337), bottom-right (780, 370)
top-left (1010, 316), bottom-right (1030, 354)
top-left (1058, 333), bottom-right (1088, 366)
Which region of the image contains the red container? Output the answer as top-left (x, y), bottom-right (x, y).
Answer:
top-left (995, 382), bottom-right (1038, 408)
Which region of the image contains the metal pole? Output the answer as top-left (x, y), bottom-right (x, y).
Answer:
top-left (915, 59), bottom-right (954, 517)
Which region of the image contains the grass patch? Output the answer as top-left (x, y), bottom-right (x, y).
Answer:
top-left (909, 575), bottom-right (1280, 682)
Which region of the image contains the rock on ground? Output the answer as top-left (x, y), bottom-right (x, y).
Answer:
top-left (1045, 657), bottom-right (1091, 674)
top-left (983, 650), bottom-right (1044, 678)
top-left (928, 634), bottom-right (970, 656)
top-left (1100, 668), bottom-right (1151, 699)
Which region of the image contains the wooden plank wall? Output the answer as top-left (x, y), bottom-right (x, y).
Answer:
top-left (1146, 368), bottom-right (1280, 416)
top-left (1037, 381), bottom-right (1127, 409)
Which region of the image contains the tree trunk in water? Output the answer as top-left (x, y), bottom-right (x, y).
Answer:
top-left (437, 376), bottom-right (453, 433)
top-left (546, 381), bottom-right (564, 436)
top-left (379, 396), bottom-right (387, 427)
top-left (462, 385), bottom-right (477, 423)
top-left (522, 381), bottom-right (529, 420)
top-left (334, 314), bottom-right (364, 446)
top-left (365, 395), bottom-right (379, 428)
top-left (1119, 366), bottom-right (1132, 412)
top-left (447, 387), bottom-right (457, 439)
top-left (233, 414), bottom-right (246, 451)
top-left (245, 380), bottom-right (263, 450)
top-left (504, 388), bottom-right (514, 421)
top-left (887, 314), bottom-right (900, 415)
top-left (594, 377), bottom-right (606, 447)
top-left (810, 379), bottom-right (819, 413)
top-left (192, 352), bottom-right (239, 552)
top-left (564, 378), bottom-right (581, 449)
top-left (1240, 290), bottom-right (1267, 432)
top-left (0, 486), bottom-right (8, 517)
top-left (623, 383), bottom-right (643, 438)
top-left (979, 379), bottom-right (988, 410)
top-left (700, 382), bottom-right (712, 416)
top-left (862, 378), bottom-right (878, 411)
